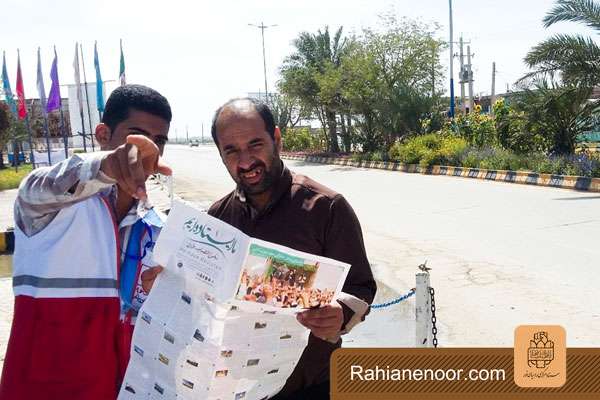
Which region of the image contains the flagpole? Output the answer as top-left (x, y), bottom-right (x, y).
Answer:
top-left (43, 111), bottom-right (51, 165)
top-left (2, 51), bottom-right (19, 170)
top-left (80, 43), bottom-right (95, 151)
top-left (50, 45), bottom-right (69, 159)
top-left (74, 43), bottom-right (87, 152)
top-left (60, 102), bottom-right (68, 159)
top-left (94, 41), bottom-right (105, 123)
top-left (36, 47), bottom-right (52, 165)
top-left (16, 49), bottom-right (35, 169)
top-left (25, 112), bottom-right (35, 169)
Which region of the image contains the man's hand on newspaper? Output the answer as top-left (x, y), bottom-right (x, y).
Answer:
top-left (100, 135), bottom-right (172, 200)
top-left (296, 303), bottom-right (344, 341)
top-left (141, 266), bottom-right (164, 294)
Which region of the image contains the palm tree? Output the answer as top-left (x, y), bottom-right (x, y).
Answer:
top-left (523, 0), bottom-right (600, 86)
top-left (280, 26), bottom-right (348, 152)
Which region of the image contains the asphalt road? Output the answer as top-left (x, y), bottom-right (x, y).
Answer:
top-left (163, 144), bottom-right (600, 347)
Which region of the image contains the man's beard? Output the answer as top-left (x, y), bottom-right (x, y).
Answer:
top-left (237, 154), bottom-right (283, 196)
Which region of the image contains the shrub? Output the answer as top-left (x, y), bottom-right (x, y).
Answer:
top-left (388, 133), bottom-right (469, 167)
top-left (282, 127), bottom-right (323, 152)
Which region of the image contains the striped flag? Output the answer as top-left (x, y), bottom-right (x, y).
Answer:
top-left (46, 47), bottom-right (62, 113)
top-left (16, 50), bottom-right (27, 120)
top-left (36, 47), bottom-right (48, 114)
top-left (119, 39), bottom-right (126, 86)
top-left (1, 51), bottom-right (17, 115)
top-left (94, 41), bottom-right (105, 112)
top-left (73, 43), bottom-right (84, 115)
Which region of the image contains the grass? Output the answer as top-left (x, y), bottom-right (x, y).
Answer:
top-left (0, 164), bottom-right (33, 191)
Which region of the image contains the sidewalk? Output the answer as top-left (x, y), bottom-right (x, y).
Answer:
top-left (0, 189), bottom-right (17, 232)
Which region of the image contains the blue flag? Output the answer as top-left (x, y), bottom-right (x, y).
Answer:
top-left (2, 51), bottom-right (17, 115)
top-left (94, 41), bottom-right (105, 112)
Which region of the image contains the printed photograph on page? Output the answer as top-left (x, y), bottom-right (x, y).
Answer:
top-left (233, 240), bottom-right (350, 313)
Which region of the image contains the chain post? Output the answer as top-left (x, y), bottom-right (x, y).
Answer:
top-left (429, 287), bottom-right (438, 348)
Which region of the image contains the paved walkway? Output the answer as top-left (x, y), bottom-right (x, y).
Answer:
top-left (0, 190), bottom-right (17, 232)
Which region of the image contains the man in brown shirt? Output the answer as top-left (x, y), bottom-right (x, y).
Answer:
top-left (208, 98), bottom-right (377, 399)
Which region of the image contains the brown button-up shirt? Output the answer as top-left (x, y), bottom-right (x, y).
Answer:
top-left (208, 163), bottom-right (377, 395)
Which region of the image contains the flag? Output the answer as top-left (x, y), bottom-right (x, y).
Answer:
top-left (73, 43), bottom-right (84, 115)
top-left (16, 51), bottom-right (27, 120)
top-left (119, 39), bottom-right (126, 86)
top-left (94, 41), bottom-right (105, 112)
top-left (1, 51), bottom-right (17, 115)
top-left (47, 47), bottom-right (62, 113)
top-left (36, 47), bottom-right (48, 114)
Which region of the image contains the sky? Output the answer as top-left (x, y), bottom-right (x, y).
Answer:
top-left (0, 0), bottom-right (595, 139)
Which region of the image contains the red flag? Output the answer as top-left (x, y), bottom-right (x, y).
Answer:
top-left (16, 51), bottom-right (27, 120)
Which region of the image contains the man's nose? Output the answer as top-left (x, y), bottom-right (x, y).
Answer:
top-left (238, 151), bottom-right (255, 170)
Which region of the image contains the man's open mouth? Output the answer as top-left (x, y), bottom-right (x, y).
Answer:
top-left (241, 166), bottom-right (264, 184)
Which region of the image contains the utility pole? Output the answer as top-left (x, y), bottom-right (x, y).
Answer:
top-left (186, 125), bottom-right (189, 143)
top-left (249, 22), bottom-right (277, 103)
top-left (491, 62), bottom-right (496, 115)
top-left (466, 45), bottom-right (475, 113)
top-left (201, 122), bottom-right (204, 144)
top-left (458, 37), bottom-right (466, 114)
top-left (448, 0), bottom-right (455, 118)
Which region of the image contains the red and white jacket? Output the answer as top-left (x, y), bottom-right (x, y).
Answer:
top-left (0, 194), bottom-right (161, 400)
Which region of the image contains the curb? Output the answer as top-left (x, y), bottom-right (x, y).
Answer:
top-left (282, 154), bottom-right (600, 193)
top-left (0, 229), bottom-right (14, 254)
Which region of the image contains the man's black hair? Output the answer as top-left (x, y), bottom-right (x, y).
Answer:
top-left (211, 98), bottom-right (275, 146)
top-left (102, 84), bottom-right (172, 132)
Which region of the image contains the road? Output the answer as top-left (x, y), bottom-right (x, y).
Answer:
top-left (163, 144), bottom-right (600, 347)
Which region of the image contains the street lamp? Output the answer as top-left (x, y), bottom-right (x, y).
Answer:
top-left (249, 22), bottom-right (277, 103)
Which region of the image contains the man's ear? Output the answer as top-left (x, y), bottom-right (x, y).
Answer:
top-left (274, 126), bottom-right (283, 153)
top-left (95, 123), bottom-right (111, 149)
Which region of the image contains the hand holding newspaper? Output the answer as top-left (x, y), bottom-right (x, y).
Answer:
top-left (118, 200), bottom-right (350, 400)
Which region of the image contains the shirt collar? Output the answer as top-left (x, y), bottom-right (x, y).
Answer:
top-left (107, 186), bottom-right (165, 230)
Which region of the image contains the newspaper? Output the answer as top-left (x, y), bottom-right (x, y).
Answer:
top-left (118, 200), bottom-right (350, 400)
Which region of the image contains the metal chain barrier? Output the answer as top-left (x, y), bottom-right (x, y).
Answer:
top-left (371, 288), bottom-right (416, 310)
top-left (429, 287), bottom-right (438, 348)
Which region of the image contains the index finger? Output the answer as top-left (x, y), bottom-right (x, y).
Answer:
top-left (127, 144), bottom-right (147, 198)
top-left (127, 134), bottom-right (159, 155)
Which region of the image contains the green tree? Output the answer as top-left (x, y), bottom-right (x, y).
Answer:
top-left (512, 81), bottom-right (594, 154)
top-left (342, 16), bottom-right (446, 151)
top-left (523, 0), bottom-right (600, 86)
top-left (269, 93), bottom-right (306, 135)
top-left (279, 26), bottom-right (348, 152)
top-left (518, 0), bottom-right (600, 154)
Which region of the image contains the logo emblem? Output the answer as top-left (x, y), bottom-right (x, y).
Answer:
top-left (514, 325), bottom-right (566, 388)
top-left (527, 331), bottom-right (554, 368)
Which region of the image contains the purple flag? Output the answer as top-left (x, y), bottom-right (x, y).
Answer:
top-left (46, 47), bottom-right (61, 112)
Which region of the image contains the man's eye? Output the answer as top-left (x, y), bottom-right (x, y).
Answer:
top-left (251, 142), bottom-right (263, 148)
